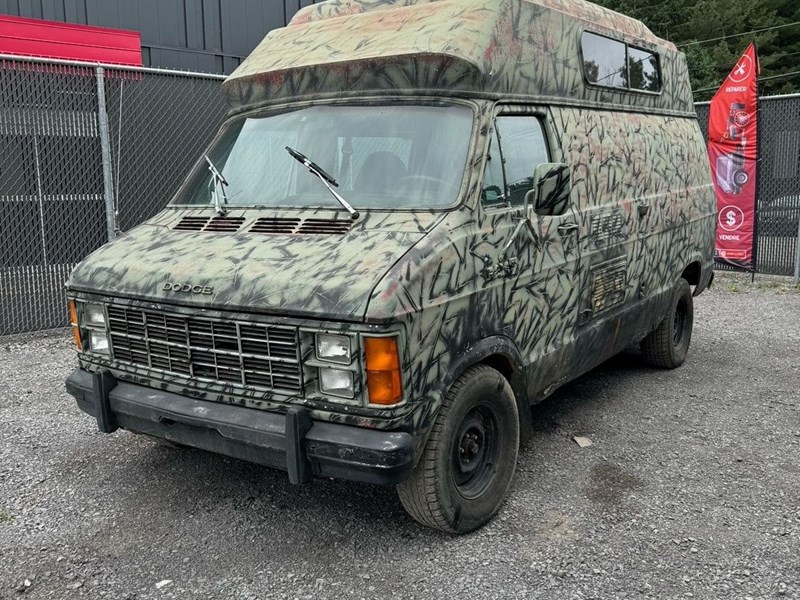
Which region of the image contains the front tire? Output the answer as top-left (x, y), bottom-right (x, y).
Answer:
top-left (397, 365), bottom-right (519, 533)
top-left (641, 278), bottom-right (694, 368)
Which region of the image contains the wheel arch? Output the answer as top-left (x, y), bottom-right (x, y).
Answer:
top-left (437, 335), bottom-right (533, 443)
top-left (680, 257), bottom-right (714, 296)
top-left (681, 260), bottom-right (702, 286)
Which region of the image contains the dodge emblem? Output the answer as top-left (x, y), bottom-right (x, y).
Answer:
top-left (162, 282), bottom-right (214, 295)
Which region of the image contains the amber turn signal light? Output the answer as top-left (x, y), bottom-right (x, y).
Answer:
top-left (68, 300), bottom-right (82, 351)
top-left (364, 336), bottom-right (402, 405)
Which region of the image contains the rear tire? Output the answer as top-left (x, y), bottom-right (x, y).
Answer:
top-left (397, 365), bottom-right (519, 533)
top-left (641, 278), bottom-right (694, 368)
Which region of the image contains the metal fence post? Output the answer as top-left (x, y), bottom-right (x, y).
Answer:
top-left (794, 213), bottom-right (800, 285)
top-left (95, 66), bottom-right (116, 242)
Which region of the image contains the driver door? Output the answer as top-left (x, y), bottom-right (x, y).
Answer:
top-left (475, 109), bottom-right (581, 396)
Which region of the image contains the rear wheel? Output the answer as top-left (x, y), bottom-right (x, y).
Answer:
top-left (641, 278), bottom-right (694, 368)
top-left (397, 365), bottom-right (519, 533)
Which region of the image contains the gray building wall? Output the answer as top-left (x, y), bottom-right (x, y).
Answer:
top-left (0, 0), bottom-right (321, 74)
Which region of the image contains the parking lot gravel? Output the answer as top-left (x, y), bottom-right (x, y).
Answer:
top-left (1, 273), bottom-right (798, 600)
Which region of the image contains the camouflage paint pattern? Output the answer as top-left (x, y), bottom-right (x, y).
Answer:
top-left (68, 207), bottom-right (445, 322)
top-left (67, 0), bottom-right (716, 458)
top-left (224, 0), bottom-right (693, 116)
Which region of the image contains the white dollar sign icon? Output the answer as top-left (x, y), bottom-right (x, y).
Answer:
top-left (726, 210), bottom-right (736, 227)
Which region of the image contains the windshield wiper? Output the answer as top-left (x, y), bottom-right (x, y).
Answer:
top-left (205, 155), bottom-right (229, 216)
top-left (285, 146), bottom-right (359, 220)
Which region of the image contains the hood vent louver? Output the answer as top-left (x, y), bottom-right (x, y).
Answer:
top-left (203, 216), bottom-right (246, 232)
top-left (173, 215), bottom-right (245, 233)
top-left (297, 219), bottom-right (354, 235)
top-left (251, 218), bottom-right (302, 234)
top-left (174, 216), bottom-right (210, 231)
top-left (175, 216), bottom-right (353, 235)
top-left (250, 217), bottom-right (353, 236)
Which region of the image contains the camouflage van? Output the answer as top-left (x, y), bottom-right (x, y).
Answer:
top-left (65, 0), bottom-right (715, 533)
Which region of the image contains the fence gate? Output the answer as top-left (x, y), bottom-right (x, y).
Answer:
top-left (0, 59), bottom-right (107, 334)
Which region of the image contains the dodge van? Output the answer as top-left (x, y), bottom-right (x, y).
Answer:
top-left (65, 0), bottom-right (716, 533)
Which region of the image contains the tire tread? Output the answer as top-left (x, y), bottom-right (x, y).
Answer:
top-left (397, 364), bottom-right (513, 533)
top-left (641, 278), bottom-right (693, 369)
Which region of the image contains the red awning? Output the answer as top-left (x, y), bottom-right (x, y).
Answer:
top-left (0, 15), bottom-right (142, 66)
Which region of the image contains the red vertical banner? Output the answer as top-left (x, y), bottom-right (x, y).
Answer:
top-left (708, 43), bottom-right (760, 270)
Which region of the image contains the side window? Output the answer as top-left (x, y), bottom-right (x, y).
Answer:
top-left (581, 32), bottom-right (663, 93)
top-left (582, 32), bottom-right (627, 89)
top-left (628, 47), bottom-right (661, 92)
top-left (495, 116), bottom-right (549, 206)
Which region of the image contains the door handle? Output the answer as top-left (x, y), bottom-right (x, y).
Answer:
top-left (557, 222), bottom-right (579, 236)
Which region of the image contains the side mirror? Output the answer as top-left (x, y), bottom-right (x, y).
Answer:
top-left (529, 163), bottom-right (571, 217)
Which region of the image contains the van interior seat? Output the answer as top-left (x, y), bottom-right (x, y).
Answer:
top-left (355, 151), bottom-right (408, 194)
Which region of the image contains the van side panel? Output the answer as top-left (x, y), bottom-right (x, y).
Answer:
top-left (548, 106), bottom-right (716, 318)
top-left (369, 103), bottom-right (715, 442)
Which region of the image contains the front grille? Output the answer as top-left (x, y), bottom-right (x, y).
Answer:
top-left (107, 306), bottom-right (302, 393)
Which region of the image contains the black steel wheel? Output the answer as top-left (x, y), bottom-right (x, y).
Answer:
top-left (397, 364), bottom-right (519, 533)
top-left (641, 278), bottom-right (694, 368)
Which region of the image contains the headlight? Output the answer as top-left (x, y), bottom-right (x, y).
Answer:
top-left (89, 330), bottom-right (110, 354)
top-left (85, 303), bottom-right (106, 327)
top-left (316, 333), bottom-right (351, 364)
top-left (319, 367), bottom-right (354, 398)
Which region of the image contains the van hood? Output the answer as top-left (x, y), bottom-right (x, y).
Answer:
top-left (68, 209), bottom-right (442, 321)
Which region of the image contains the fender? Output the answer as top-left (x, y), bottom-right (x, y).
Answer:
top-left (678, 252), bottom-right (714, 297)
top-left (432, 334), bottom-right (534, 444)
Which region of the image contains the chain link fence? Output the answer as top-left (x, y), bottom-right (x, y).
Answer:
top-left (1, 53), bottom-right (798, 336)
top-left (104, 72), bottom-right (227, 230)
top-left (0, 55), bottom-right (225, 335)
top-left (696, 95), bottom-right (800, 277)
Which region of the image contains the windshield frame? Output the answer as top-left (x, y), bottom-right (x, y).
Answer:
top-left (168, 97), bottom-right (481, 214)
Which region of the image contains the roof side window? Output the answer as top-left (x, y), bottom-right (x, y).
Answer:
top-left (628, 46), bottom-right (661, 92)
top-left (582, 32), bottom-right (627, 88)
top-left (581, 32), bottom-right (662, 93)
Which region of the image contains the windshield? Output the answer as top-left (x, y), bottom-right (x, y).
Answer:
top-left (175, 104), bottom-right (474, 210)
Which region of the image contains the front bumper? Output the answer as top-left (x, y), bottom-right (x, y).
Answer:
top-left (66, 368), bottom-right (414, 486)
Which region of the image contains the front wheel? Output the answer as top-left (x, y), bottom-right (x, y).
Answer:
top-left (640, 278), bottom-right (694, 368)
top-left (397, 365), bottom-right (519, 533)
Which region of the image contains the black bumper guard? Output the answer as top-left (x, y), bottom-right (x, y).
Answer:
top-left (66, 368), bottom-right (414, 486)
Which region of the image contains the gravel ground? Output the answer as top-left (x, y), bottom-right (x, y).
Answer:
top-left (1, 273), bottom-right (798, 600)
